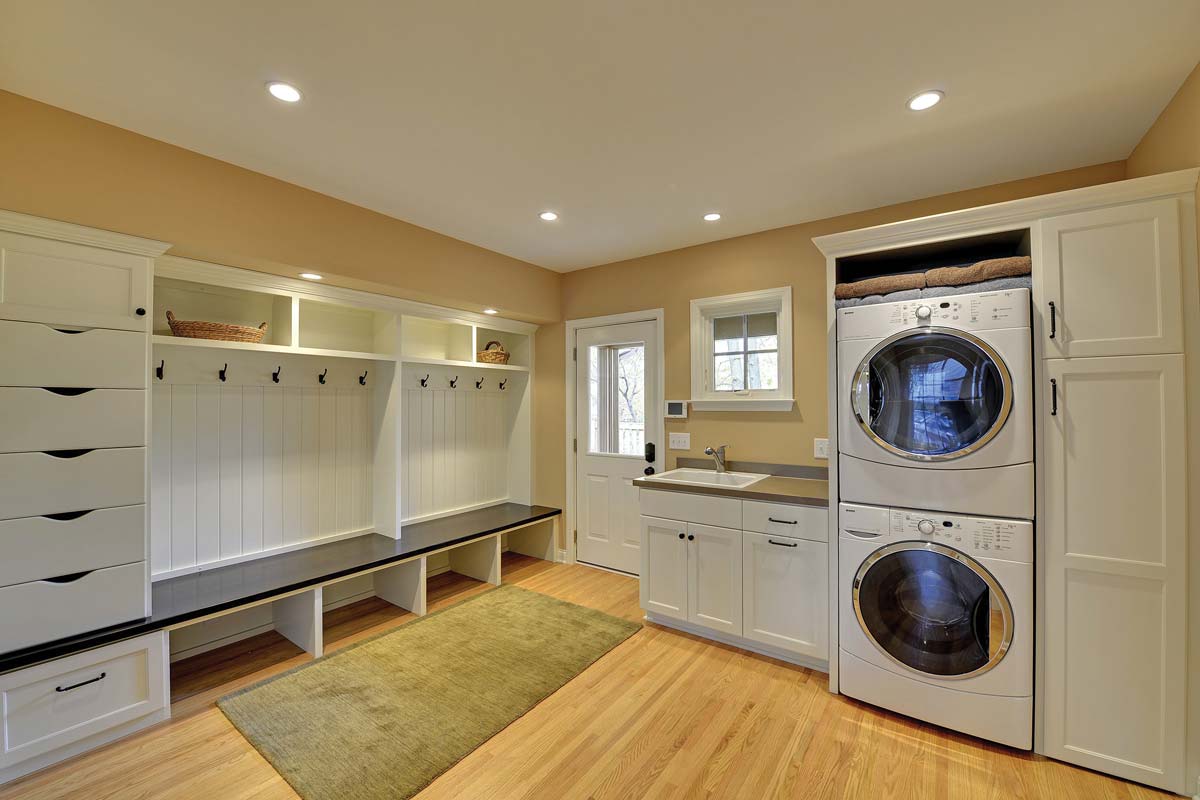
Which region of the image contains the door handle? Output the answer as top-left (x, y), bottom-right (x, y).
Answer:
top-left (644, 442), bottom-right (655, 463)
top-left (678, 532), bottom-right (685, 540)
top-left (1050, 378), bottom-right (1058, 416)
top-left (1048, 302), bottom-right (1056, 339)
top-left (687, 534), bottom-right (695, 541)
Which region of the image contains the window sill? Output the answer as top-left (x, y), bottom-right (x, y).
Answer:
top-left (689, 398), bottom-right (795, 412)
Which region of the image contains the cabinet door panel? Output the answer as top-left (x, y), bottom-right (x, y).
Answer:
top-left (742, 531), bottom-right (827, 659)
top-left (640, 515), bottom-right (686, 620)
top-left (1038, 199), bottom-right (1182, 357)
top-left (687, 522), bottom-right (741, 635)
top-left (1041, 355), bottom-right (1185, 791)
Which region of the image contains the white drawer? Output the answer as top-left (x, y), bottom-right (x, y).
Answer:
top-left (0, 632), bottom-right (167, 771)
top-left (0, 506), bottom-right (146, 587)
top-left (639, 489), bottom-right (741, 530)
top-left (742, 501), bottom-right (827, 542)
top-left (0, 562), bottom-right (147, 654)
top-left (0, 448), bottom-right (145, 520)
top-left (0, 388), bottom-right (145, 453)
top-left (0, 320), bottom-right (146, 389)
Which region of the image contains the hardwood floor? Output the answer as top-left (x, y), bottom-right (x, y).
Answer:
top-left (0, 554), bottom-right (1170, 800)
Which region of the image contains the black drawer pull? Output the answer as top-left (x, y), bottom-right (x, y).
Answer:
top-left (1048, 301), bottom-right (1057, 339)
top-left (1050, 378), bottom-right (1058, 416)
top-left (43, 449), bottom-right (95, 459)
top-left (43, 570), bottom-right (93, 584)
top-left (56, 672), bottom-right (106, 693)
top-left (44, 510), bottom-right (94, 521)
top-left (768, 517), bottom-right (797, 525)
top-left (42, 387), bottom-right (95, 396)
top-left (768, 539), bottom-right (798, 548)
top-left (678, 532), bottom-right (685, 540)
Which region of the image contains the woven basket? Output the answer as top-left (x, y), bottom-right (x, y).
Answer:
top-left (166, 310), bottom-right (268, 344)
top-left (477, 340), bottom-right (511, 364)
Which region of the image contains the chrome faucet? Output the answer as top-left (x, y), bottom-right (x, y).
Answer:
top-left (704, 445), bottom-right (728, 473)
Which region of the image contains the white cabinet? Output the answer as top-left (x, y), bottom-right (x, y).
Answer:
top-left (640, 516), bottom-right (687, 621)
top-left (1038, 198), bottom-right (1183, 358)
top-left (742, 531), bottom-right (827, 659)
top-left (1041, 354), bottom-right (1186, 791)
top-left (687, 523), bottom-right (742, 635)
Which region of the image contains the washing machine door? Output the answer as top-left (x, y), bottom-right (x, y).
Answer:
top-left (850, 327), bottom-right (1012, 462)
top-left (852, 541), bottom-right (1014, 679)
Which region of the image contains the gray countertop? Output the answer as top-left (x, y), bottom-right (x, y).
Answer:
top-left (633, 474), bottom-right (829, 507)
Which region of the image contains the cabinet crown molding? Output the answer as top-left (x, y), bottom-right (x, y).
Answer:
top-left (0, 209), bottom-right (172, 257)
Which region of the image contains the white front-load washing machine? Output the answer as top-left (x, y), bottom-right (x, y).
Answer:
top-left (838, 502), bottom-right (1033, 749)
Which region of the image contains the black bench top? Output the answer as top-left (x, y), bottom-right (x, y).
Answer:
top-left (0, 503), bottom-right (560, 674)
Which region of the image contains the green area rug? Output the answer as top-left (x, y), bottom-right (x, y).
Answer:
top-left (218, 585), bottom-right (641, 800)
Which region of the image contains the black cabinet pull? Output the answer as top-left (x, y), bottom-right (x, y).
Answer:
top-left (44, 510), bottom-right (94, 521)
top-left (1050, 378), bottom-right (1058, 416)
top-left (43, 570), bottom-right (93, 584)
top-left (687, 534), bottom-right (695, 541)
top-left (768, 517), bottom-right (797, 525)
top-left (43, 387), bottom-right (94, 396)
top-left (44, 449), bottom-right (93, 459)
top-left (768, 539), bottom-right (798, 548)
top-left (1048, 301), bottom-right (1057, 339)
top-left (677, 532), bottom-right (685, 540)
top-left (135, 307), bottom-right (146, 316)
top-left (56, 672), bottom-right (106, 693)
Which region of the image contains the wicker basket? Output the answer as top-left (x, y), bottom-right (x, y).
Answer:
top-left (477, 340), bottom-right (511, 364)
top-left (166, 310), bottom-right (268, 344)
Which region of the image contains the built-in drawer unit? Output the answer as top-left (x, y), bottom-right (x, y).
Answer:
top-left (0, 506), bottom-right (145, 587)
top-left (0, 632), bottom-right (167, 773)
top-left (0, 562), bottom-right (147, 653)
top-left (639, 489), bottom-right (741, 530)
top-left (742, 501), bottom-right (826, 542)
top-left (0, 389), bottom-right (145, 453)
top-left (0, 448), bottom-right (145, 521)
top-left (0, 320), bottom-right (146, 389)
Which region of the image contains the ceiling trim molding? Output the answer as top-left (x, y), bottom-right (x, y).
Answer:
top-left (0, 208), bottom-right (172, 257)
top-left (813, 168), bottom-right (1200, 258)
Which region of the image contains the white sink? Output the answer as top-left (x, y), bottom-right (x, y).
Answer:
top-left (647, 468), bottom-right (768, 489)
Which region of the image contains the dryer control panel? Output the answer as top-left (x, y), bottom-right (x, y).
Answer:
top-left (840, 503), bottom-right (1034, 564)
top-left (837, 288), bottom-right (1030, 340)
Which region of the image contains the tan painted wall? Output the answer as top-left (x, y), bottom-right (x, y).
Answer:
top-left (539, 161), bottom-right (1127, 511)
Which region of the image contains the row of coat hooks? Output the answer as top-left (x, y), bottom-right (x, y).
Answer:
top-left (418, 374), bottom-right (506, 390)
top-left (155, 360), bottom-right (368, 386)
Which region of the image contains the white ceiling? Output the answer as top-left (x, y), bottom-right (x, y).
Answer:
top-left (2, 2), bottom-right (1198, 272)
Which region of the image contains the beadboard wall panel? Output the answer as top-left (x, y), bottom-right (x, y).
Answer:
top-left (150, 384), bottom-right (373, 576)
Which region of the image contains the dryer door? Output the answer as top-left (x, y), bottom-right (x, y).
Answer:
top-left (850, 327), bottom-right (1012, 462)
top-left (852, 542), bottom-right (1014, 679)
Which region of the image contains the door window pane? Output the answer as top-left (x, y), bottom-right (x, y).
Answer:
top-left (711, 312), bottom-right (778, 392)
top-left (588, 342), bottom-right (645, 455)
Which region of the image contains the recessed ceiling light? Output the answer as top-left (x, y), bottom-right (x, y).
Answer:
top-left (267, 82), bottom-right (302, 103)
top-left (539, 211), bottom-right (559, 221)
top-left (483, 308), bottom-right (499, 315)
top-left (299, 272), bottom-right (323, 281)
top-left (703, 213), bottom-right (722, 222)
top-left (907, 90), bottom-right (943, 111)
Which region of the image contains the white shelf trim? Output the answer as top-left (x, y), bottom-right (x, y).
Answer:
top-left (0, 208), bottom-right (172, 256)
top-left (399, 355), bottom-right (529, 372)
top-left (152, 335), bottom-right (395, 362)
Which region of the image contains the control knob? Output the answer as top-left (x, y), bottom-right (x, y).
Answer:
top-left (917, 519), bottom-right (936, 535)
top-left (915, 305), bottom-right (932, 320)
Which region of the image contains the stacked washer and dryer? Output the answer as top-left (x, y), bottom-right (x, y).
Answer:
top-left (835, 288), bottom-right (1034, 749)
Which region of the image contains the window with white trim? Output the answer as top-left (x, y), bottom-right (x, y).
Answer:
top-left (690, 287), bottom-right (793, 411)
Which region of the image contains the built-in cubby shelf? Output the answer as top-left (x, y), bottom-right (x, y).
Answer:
top-left (399, 355), bottom-right (529, 372)
top-left (152, 335), bottom-right (396, 362)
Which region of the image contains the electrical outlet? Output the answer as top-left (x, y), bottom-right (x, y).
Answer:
top-left (814, 438), bottom-right (829, 459)
top-left (669, 433), bottom-right (691, 450)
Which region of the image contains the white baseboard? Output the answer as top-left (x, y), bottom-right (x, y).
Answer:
top-left (644, 612), bottom-right (829, 673)
top-left (556, 548), bottom-right (569, 563)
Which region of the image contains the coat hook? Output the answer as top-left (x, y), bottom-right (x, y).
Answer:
top-left (420, 374), bottom-right (430, 388)
top-left (449, 376), bottom-right (458, 388)
top-left (318, 368), bottom-right (328, 385)
top-left (272, 366), bottom-right (282, 384)
top-left (219, 363), bottom-right (228, 382)
top-left (499, 379), bottom-right (508, 391)
top-left (476, 378), bottom-right (485, 389)
top-left (156, 360), bottom-right (165, 381)
top-left (359, 370), bottom-right (368, 386)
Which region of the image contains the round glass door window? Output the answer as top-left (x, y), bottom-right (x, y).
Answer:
top-left (851, 329), bottom-right (1011, 461)
top-left (853, 542), bottom-right (1013, 678)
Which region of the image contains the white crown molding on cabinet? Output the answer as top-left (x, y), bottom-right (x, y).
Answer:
top-left (0, 209), bottom-right (172, 257)
top-left (813, 168), bottom-right (1200, 258)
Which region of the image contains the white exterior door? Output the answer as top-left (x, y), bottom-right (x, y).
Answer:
top-left (687, 522), bottom-right (742, 635)
top-left (639, 515), bottom-right (687, 620)
top-left (742, 531), bottom-right (827, 659)
top-left (1041, 354), bottom-right (1186, 792)
top-left (1038, 199), bottom-right (1183, 358)
top-left (575, 319), bottom-right (662, 574)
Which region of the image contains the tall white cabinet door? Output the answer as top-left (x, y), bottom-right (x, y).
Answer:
top-left (687, 523), bottom-right (742, 636)
top-left (0, 232), bottom-right (151, 332)
top-left (640, 515), bottom-right (687, 621)
top-left (742, 531), bottom-right (827, 660)
top-left (1042, 355), bottom-right (1186, 792)
top-left (1038, 198), bottom-right (1183, 358)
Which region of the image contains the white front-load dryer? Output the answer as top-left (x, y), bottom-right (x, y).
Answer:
top-left (837, 288), bottom-right (1033, 518)
top-left (838, 502), bottom-right (1033, 749)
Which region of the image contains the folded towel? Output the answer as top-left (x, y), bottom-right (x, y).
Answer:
top-left (925, 256), bottom-right (1031, 288)
top-left (836, 288), bottom-right (923, 309)
top-left (921, 275), bottom-right (1032, 299)
top-left (834, 271), bottom-right (925, 300)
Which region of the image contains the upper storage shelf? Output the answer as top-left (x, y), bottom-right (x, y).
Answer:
top-left (399, 316), bottom-right (530, 372)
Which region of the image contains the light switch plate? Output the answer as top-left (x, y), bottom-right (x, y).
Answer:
top-left (814, 438), bottom-right (829, 459)
top-left (669, 433), bottom-right (691, 450)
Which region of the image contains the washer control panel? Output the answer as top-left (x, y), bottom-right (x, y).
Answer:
top-left (837, 287), bottom-right (1030, 339)
top-left (839, 503), bottom-right (1033, 563)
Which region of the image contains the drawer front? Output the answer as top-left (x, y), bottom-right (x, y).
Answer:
top-left (0, 562), bottom-right (147, 654)
top-left (0, 388), bottom-right (145, 453)
top-left (742, 531), bottom-right (827, 659)
top-left (0, 449), bottom-right (145, 521)
top-left (639, 489), bottom-right (741, 530)
top-left (0, 631), bottom-right (166, 768)
top-left (0, 320), bottom-right (146, 389)
top-left (742, 501), bottom-right (827, 541)
top-left (0, 506), bottom-right (145, 587)
top-left (0, 231), bottom-right (150, 332)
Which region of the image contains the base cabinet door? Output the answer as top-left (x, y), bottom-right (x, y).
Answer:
top-left (1041, 355), bottom-right (1186, 792)
top-left (687, 523), bottom-right (742, 636)
top-left (640, 515), bottom-right (687, 621)
top-left (742, 531), bottom-right (827, 660)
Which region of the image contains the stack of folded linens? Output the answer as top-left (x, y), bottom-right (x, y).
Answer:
top-left (833, 271), bottom-right (925, 300)
top-left (924, 256), bottom-right (1031, 286)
